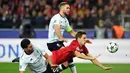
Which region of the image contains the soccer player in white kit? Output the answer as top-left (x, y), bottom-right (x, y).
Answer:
top-left (47, 2), bottom-right (77, 73)
top-left (19, 39), bottom-right (57, 73)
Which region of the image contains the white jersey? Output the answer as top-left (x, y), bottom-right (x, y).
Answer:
top-left (48, 13), bottom-right (70, 43)
top-left (19, 45), bottom-right (47, 73)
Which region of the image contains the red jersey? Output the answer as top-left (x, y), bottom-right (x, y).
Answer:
top-left (51, 40), bottom-right (89, 65)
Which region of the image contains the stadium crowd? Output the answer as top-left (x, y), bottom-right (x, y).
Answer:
top-left (0, 0), bottom-right (129, 29)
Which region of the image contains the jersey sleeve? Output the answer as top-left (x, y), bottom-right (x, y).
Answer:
top-left (19, 58), bottom-right (28, 71)
top-left (53, 15), bottom-right (60, 25)
top-left (33, 45), bottom-right (46, 55)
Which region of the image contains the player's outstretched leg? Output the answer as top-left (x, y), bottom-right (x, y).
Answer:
top-left (58, 63), bottom-right (68, 72)
top-left (57, 60), bottom-right (77, 73)
top-left (12, 57), bottom-right (19, 63)
top-left (68, 59), bottom-right (77, 73)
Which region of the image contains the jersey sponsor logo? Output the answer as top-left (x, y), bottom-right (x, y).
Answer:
top-left (60, 20), bottom-right (67, 24)
top-left (60, 25), bottom-right (66, 29)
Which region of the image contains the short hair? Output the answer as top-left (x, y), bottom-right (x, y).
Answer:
top-left (58, 2), bottom-right (69, 9)
top-left (21, 38), bottom-right (30, 49)
top-left (75, 30), bottom-right (86, 40)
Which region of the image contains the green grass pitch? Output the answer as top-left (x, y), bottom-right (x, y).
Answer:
top-left (0, 63), bottom-right (130, 73)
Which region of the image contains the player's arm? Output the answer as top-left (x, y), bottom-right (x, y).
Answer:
top-left (74, 51), bottom-right (98, 60)
top-left (87, 53), bottom-right (112, 70)
top-left (44, 53), bottom-right (57, 68)
top-left (19, 60), bottom-right (28, 73)
top-left (54, 24), bottom-right (68, 42)
top-left (66, 26), bottom-right (76, 38)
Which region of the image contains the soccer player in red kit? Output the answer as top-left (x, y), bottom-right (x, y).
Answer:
top-left (51, 30), bottom-right (112, 71)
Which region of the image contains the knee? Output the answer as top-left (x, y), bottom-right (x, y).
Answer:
top-left (63, 61), bottom-right (69, 67)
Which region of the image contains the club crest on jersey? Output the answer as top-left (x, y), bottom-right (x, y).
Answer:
top-left (76, 47), bottom-right (83, 52)
top-left (54, 20), bottom-right (57, 23)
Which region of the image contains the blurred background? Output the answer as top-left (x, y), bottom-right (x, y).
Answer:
top-left (0, 0), bottom-right (130, 38)
top-left (0, 0), bottom-right (130, 73)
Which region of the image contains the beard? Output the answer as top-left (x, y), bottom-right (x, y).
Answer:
top-left (65, 12), bottom-right (70, 16)
top-left (63, 11), bottom-right (69, 16)
top-left (25, 49), bottom-right (34, 55)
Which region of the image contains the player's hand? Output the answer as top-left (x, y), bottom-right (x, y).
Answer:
top-left (86, 40), bottom-right (92, 44)
top-left (50, 64), bottom-right (58, 68)
top-left (60, 38), bottom-right (68, 43)
top-left (103, 67), bottom-right (112, 70)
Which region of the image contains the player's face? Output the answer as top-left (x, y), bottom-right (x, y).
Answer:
top-left (79, 34), bottom-right (87, 45)
top-left (63, 4), bottom-right (70, 15)
top-left (25, 43), bottom-right (33, 54)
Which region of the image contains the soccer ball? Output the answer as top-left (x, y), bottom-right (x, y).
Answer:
top-left (107, 41), bottom-right (118, 53)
